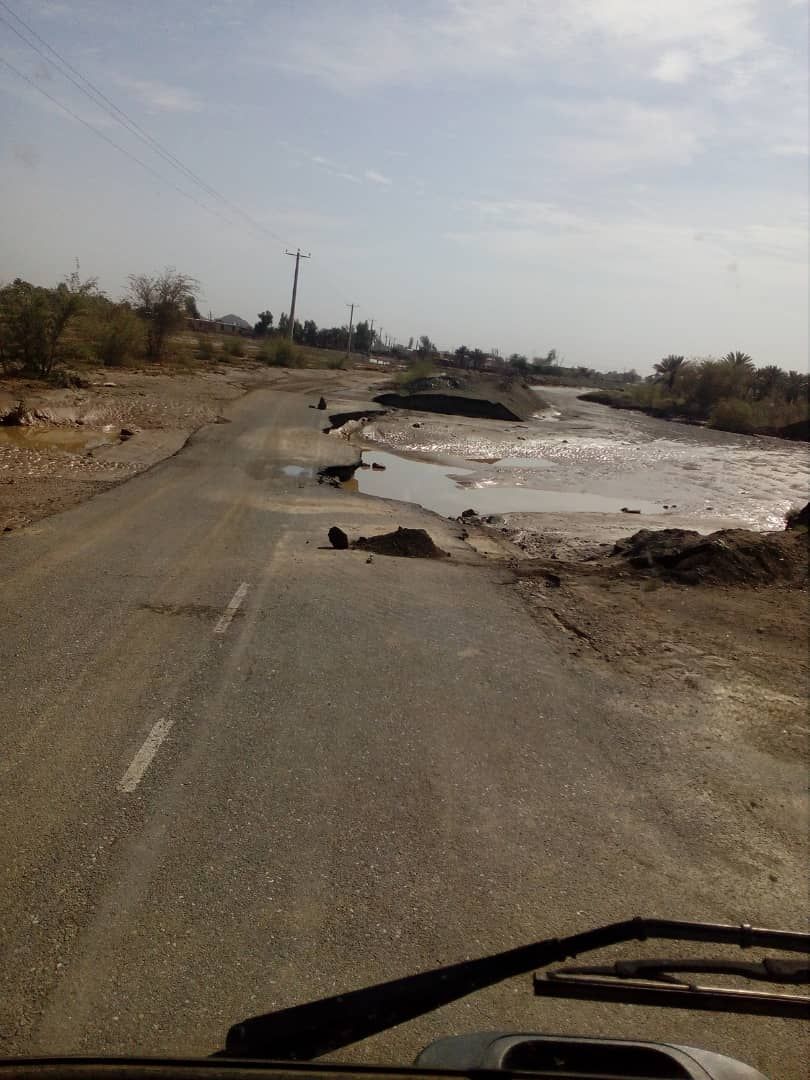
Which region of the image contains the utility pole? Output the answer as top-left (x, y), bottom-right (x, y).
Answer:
top-left (284, 248), bottom-right (311, 340)
top-left (369, 318), bottom-right (374, 354)
top-left (346, 302), bottom-right (357, 357)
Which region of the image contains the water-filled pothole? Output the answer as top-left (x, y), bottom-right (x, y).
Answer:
top-left (0, 426), bottom-right (117, 454)
top-left (353, 450), bottom-right (663, 516)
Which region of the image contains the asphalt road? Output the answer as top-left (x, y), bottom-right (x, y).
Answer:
top-left (0, 381), bottom-right (806, 1077)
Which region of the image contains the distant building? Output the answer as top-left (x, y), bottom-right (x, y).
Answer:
top-left (216, 314), bottom-right (252, 331)
top-left (186, 313), bottom-right (252, 336)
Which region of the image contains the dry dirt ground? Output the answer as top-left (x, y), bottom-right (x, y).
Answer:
top-left (451, 512), bottom-right (809, 775)
top-left (0, 364), bottom-right (275, 531)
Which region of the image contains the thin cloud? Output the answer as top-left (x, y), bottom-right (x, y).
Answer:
top-left (121, 78), bottom-right (202, 113)
top-left (652, 50), bottom-right (695, 83)
top-left (364, 169), bottom-right (392, 185)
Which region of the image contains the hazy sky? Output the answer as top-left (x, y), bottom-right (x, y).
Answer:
top-left (1, 0), bottom-right (807, 371)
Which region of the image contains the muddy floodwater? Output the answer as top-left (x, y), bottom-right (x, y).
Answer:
top-left (359, 386), bottom-right (810, 528)
top-left (0, 425), bottom-right (117, 454)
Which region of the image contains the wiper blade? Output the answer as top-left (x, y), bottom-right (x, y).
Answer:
top-left (557, 956), bottom-right (810, 984)
top-left (535, 972), bottom-right (810, 1020)
top-left (222, 918), bottom-right (809, 1060)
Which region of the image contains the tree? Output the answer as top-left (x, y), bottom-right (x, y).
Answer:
top-left (91, 301), bottom-right (144, 366)
top-left (416, 334), bottom-right (435, 357)
top-left (184, 294), bottom-right (200, 319)
top-left (508, 353), bottom-right (529, 374)
top-left (277, 312), bottom-right (290, 336)
top-left (784, 370), bottom-right (810, 405)
top-left (0, 270), bottom-right (97, 376)
top-left (127, 269), bottom-right (199, 361)
top-left (353, 319), bottom-right (372, 354)
top-left (653, 354), bottom-right (687, 390)
top-left (720, 350), bottom-right (755, 398)
top-left (753, 365), bottom-right (784, 400)
top-left (722, 350), bottom-right (754, 371)
top-left (254, 310), bottom-right (273, 336)
top-left (407, 337), bottom-right (414, 350)
top-left (302, 319), bottom-right (318, 346)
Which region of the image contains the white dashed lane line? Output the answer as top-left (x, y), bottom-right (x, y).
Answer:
top-left (117, 718), bottom-right (174, 793)
top-left (214, 582), bottom-right (250, 635)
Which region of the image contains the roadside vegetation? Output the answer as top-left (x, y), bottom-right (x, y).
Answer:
top-left (0, 268), bottom-right (376, 387)
top-left (580, 352), bottom-right (809, 438)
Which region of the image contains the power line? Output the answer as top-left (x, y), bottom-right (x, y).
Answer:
top-left (0, 53), bottom-right (240, 223)
top-left (0, 3), bottom-right (390, 330)
top-left (0, 0), bottom-right (288, 245)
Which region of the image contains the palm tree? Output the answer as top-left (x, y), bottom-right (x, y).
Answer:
top-left (722, 350), bottom-right (755, 371)
top-left (753, 365), bottom-right (784, 400)
top-left (653, 354), bottom-right (688, 390)
top-left (784, 370), bottom-right (810, 405)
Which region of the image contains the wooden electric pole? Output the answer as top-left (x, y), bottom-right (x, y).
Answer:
top-left (284, 248), bottom-right (311, 340)
top-left (346, 302), bottom-right (357, 357)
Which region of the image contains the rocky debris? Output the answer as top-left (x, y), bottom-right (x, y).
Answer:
top-left (325, 408), bottom-right (387, 432)
top-left (318, 462), bottom-right (360, 484)
top-left (785, 502), bottom-right (809, 530)
top-left (328, 526), bottom-right (349, 549)
top-left (412, 422), bottom-right (421, 428)
top-left (317, 397), bottom-right (327, 410)
top-left (613, 526), bottom-right (808, 586)
top-left (1, 401), bottom-right (30, 426)
top-left (354, 527), bottom-right (447, 559)
top-left (329, 418), bottom-right (366, 439)
top-left (371, 461), bottom-right (386, 470)
top-left (460, 508), bottom-right (478, 519)
top-left (621, 507), bottom-right (641, 514)
top-left (119, 427), bottom-right (136, 441)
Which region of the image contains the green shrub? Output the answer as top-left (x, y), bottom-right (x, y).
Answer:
top-left (327, 354), bottom-right (347, 369)
top-left (196, 336), bottom-right (215, 361)
top-left (396, 357), bottom-right (435, 390)
top-left (47, 368), bottom-right (89, 388)
top-left (91, 305), bottom-right (144, 366)
top-left (258, 338), bottom-right (300, 367)
top-left (226, 336), bottom-right (246, 358)
top-left (709, 397), bottom-right (755, 433)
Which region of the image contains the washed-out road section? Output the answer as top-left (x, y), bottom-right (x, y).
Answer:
top-left (0, 379), bottom-right (806, 1079)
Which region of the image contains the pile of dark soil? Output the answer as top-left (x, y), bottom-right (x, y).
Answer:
top-left (786, 502), bottom-right (810, 530)
top-left (613, 526), bottom-right (808, 585)
top-left (354, 526), bottom-right (447, 559)
top-left (374, 372), bottom-right (544, 422)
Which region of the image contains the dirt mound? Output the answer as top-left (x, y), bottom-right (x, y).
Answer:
top-left (786, 502), bottom-right (809, 529)
top-left (773, 418), bottom-right (810, 442)
top-left (374, 391), bottom-right (522, 422)
top-left (613, 527), bottom-right (808, 585)
top-left (354, 527), bottom-right (447, 559)
top-left (374, 372), bottom-right (545, 422)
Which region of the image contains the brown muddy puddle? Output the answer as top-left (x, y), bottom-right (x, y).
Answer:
top-left (0, 426), bottom-right (117, 454)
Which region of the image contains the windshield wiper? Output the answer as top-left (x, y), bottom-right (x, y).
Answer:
top-left (222, 917), bottom-right (810, 1060)
top-left (533, 955), bottom-right (809, 1019)
top-left (547, 957), bottom-right (810, 983)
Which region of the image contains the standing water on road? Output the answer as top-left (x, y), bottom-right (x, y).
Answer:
top-left (358, 386), bottom-right (810, 528)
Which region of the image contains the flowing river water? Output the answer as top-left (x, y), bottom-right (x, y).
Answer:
top-left (355, 386), bottom-right (810, 530)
